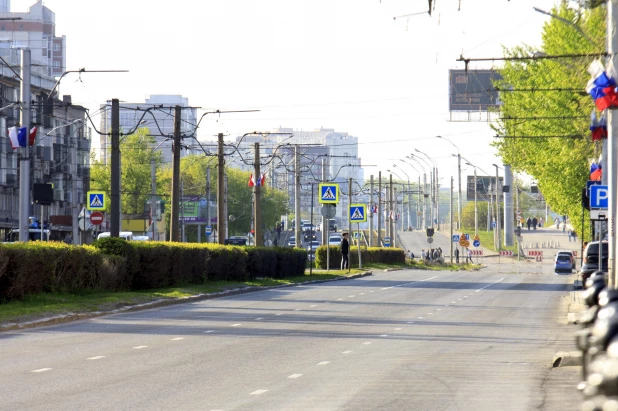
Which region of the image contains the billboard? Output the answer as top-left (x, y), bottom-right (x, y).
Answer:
top-left (466, 176), bottom-right (504, 202)
top-left (449, 69), bottom-right (502, 112)
top-left (179, 195), bottom-right (212, 223)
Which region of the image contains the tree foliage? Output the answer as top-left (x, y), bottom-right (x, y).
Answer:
top-left (493, 4), bottom-right (605, 240)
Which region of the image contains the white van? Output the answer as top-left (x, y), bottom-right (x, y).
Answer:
top-left (97, 231), bottom-right (134, 241)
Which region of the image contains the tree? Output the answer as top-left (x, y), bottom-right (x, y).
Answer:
top-left (89, 128), bottom-right (164, 215)
top-left (493, 4), bottom-right (605, 240)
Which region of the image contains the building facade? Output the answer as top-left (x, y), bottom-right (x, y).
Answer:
top-left (98, 95), bottom-right (198, 165)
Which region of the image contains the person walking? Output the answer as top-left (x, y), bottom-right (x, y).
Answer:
top-left (466, 248), bottom-right (473, 263)
top-left (532, 217), bottom-right (538, 230)
top-left (526, 217), bottom-right (532, 231)
top-left (340, 233), bottom-right (349, 270)
top-left (454, 248), bottom-right (460, 264)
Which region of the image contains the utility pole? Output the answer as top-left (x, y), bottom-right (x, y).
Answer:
top-left (205, 166), bottom-right (211, 243)
top-left (389, 174), bottom-right (394, 243)
top-left (181, 179), bottom-right (185, 242)
top-left (457, 153), bottom-right (462, 230)
top-left (423, 173), bottom-right (428, 229)
top-left (494, 165), bottom-right (501, 251)
top-left (151, 158), bottom-right (156, 240)
top-left (322, 158), bottom-right (327, 247)
top-left (170, 105), bottom-right (182, 242)
top-left (18, 48), bottom-right (31, 242)
top-left (429, 169), bottom-right (434, 228)
top-left (393, 186), bottom-right (397, 248)
top-left (474, 167), bottom-right (478, 237)
top-left (253, 142), bottom-right (263, 247)
top-left (110, 98), bottom-right (120, 238)
top-left (417, 176), bottom-right (421, 229)
top-left (369, 174), bottom-right (374, 247)
top-left (607, 1), bottom-right (618, 287)
top-left (504, 165), bottom-right (514, 246)
top-left (450, 176), bottom-right (453, 264)
top-left (378, 171), bottom-right (382, 246)
top-left (294, 145), bottom-right (301, 247)
top-left (348, 178), bottom-right (352, 238)
top-left (386, 176), bottom-right (390, 240)
top-left (217, 132), bottom-right (225, 244)
top-left (436, 167), bottom-right (440, 230)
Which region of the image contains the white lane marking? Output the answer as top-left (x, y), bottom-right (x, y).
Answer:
top-left (451, 301), bottom-right (456, 304)
top-left (359, 293), bottom-right (365, 295)
top-left (31, 368), bottom-right (52, 373)
top-left (342, 350), bottom-right (352, 354)
top-left (295, 308), bottom-right (302, 311)
top-left (381, 287), bottom-right (393, 290)
top-left (133, 346), bottom-right (148, 349)
top-left (337, 298), bottom-right (343, 301)
top-left (436, 308), bottom-right (442, 311)
top-left (348, 295), bottom-right (355, 298)
top-left (363, 342), bottom-right (372, 345)
top-left (87, 356), bottom-right (106, 360)
top-left (318, 361), bottom-right (330, 365)
top-left (204, 330), bottom-right (215, 333)
top-left (380, 334), bottom-right (388, 337)
top-left (310, 305), bottom-right (317, 307)
top-left (418, 316), bottom-right (424, 319)
top-left (250, 390), bottom-right (268, 395)
top-left (464, 296), bottom-right (469, 298)
top-left (276, 313), bottom-right (283, 316)
top-left (476, 277), bottom-right (505, 292)
top-left (171, 337), bottom-right (184, 341)
top-left (288, 374), bottom-right (303, 379)
top-left (255, 318), bottom-right (263, 320)
top-left (458, 299), bottom-right (462, 301)
top-left (394, 328), bottom-right (402, 331)
top-left (369, 290), bottom-right (374, 293)
top-left (231, 324), bottom-right (242, 327)
top-left (427, 313), bottom-right (433, 315)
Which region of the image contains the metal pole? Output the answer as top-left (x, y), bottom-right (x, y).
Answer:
top-left (495, 165), bottom-right (501, 251)
top-left (110, 97), bottom-right (120, 238)
top-left (504, 165), bottom-right (513, 246)
top-left (357, 222), bottom-right (362, 269)
top-left (205, 166), bottom-right (210, 242)
top-left (418, 176), bottom-right (421, 229)
top-left (18, 49), bottom-right (31, 242)
top-left (151, 158), bottom-right (156, 240)
top-left (378, 171), bottom-right (382, 246)
top-left (224, 172), bottom-right (229, 240)
top-left (294, 145), bottom-right (301, 248)
top-left (181, 179), bottom-right (185, 242)
top-left (369, 175), bottom-right (374, 247)
top-left (217, 133), bottom-right (225, 244)
top-left (393, 187), bottom-right (397, 248)
top-left (254, 142), bottom-right (263, 247)
top-left (310, 183), bottom-right (314, 274)
top-left (435, 167), bottom-right (440, 230)
top-left (450, 176), bottom-right (453, 264)
top-left (457, 153), bottom-right (462, 230)
top-left (423, 173), bottom-right (428, 230)
top-left (170, 105), bottom-right (182, 242)
top-left (474, 168), bottom-right (478, 236)
top-left (607, 0), bottom-right (618, 287)
top-left (429, 169), bottom-right (434, 228)
top-left (348, 178), bottom-right (352, 240)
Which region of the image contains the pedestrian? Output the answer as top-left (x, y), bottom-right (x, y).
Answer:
top-left (567, 229), bottom-right (572, 242)
top-left (563, 223), bottom-right (566, 233)
top-left (572, 230), bottom-right (577, 241)
top-left (273, 236), bottom-right (278, 246)
top-left (555, 217), bottom-right (560, 229)
top-left (340, 233), bottom-right (349, 270)
top-left (63, 233), bottom-right (73, 244)
top-left (433, 248), bottom-right (439, 260)
top-left (408, 250), bottom-right (415, 260)
top-left (467, 248), bottom-right (473, 263)
top-left (539, 217), bottom-right (544, 227)
top-left (438, 247), bottom-right (443, 257)
top-left (526, 217), bottom-right (532, 231)
top-left (532, 217), bottom-right (538, 230)
top-left (421, 249), bottom-right (426, 260)
top-left (454, 248), bottom-right (460, 264)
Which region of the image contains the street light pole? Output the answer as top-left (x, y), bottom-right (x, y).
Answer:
top-left (493, 164), bottom-right (501, 251)
top-left (18, 49), bottom-right (31, 242)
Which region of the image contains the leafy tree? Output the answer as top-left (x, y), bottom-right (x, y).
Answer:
top-left (493, 4), bottom-right (605, 240)
top-left (89, 128), bottom-right (164, 215)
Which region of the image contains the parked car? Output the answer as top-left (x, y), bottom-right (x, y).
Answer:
top-left (308, 240), bottom-right (320, 251)
top-left (328, 235), bottom-right (342, 246)
top-left (555, 250), bottom-right (576, 270)
top-left (287, 237), bottom-right (296, 247)
top-left (581, 241), bottom-right (608, 287)
top-left (554, 253), bottom-right (573, 274)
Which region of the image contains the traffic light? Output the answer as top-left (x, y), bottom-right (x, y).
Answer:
top-left (582, 187), bottom-right (590, 211)
top-left (426, 228), bottom-right (434, 237)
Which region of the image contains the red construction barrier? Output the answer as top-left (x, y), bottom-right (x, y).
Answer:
top-left (499, 251), bottom-right (513, 256)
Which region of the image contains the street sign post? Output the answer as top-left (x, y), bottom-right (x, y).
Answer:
top-left (383, 236), bottom-right (391, 247)
top-left (427, 237), bottom-right (434, 244)
top-left (590, 185), bottom-right (609, 209)
top-left (205, 226), bottom-right (212, 235)
top-left (321, 204), bottom-right (336, 218)
top-left (318, 183), bottom-right (339, 204)
top-left (90, 211), bottom-right (104, 226)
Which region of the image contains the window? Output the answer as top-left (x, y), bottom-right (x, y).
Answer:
top-left (0, 25), bottom-right (5, 31)
top-left (53, 61), bottom-right (60, 68)
top-left (19, 24), bottom-right (23, 31)
top-left (53, 43), bottom-right (60, 51)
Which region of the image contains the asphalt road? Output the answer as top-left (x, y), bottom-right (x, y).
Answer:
top-left (0, 268), bottom-right (581, 411)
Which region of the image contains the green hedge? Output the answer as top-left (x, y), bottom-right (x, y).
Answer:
top-left (0, 239), bottom-right (309, 302)
top-left (314, 246), bottom-right (405, 269)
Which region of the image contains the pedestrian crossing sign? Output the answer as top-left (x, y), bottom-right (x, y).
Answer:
top-left (349, 204), bottom-right (367, 223)
top-left (319, 183), bottom-right (339, 204)
top-left (87, 191), bottom-right (106, 211)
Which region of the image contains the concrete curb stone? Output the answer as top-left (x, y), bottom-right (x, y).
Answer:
top-left (0, 271), bottom-right (373, 333)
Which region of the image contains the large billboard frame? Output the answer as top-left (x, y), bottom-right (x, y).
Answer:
top-left (466, 175), bottom-right (504, 202)
top-left (449, 69), bottom-right (502, 112)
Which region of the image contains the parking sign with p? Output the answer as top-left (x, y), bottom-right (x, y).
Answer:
top-left (590, 185), bottom-right (608, 209)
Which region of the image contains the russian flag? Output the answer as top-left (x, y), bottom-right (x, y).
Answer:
top-left (371, 204), bottom-right (377, 214)
top-left (29, 127), bottom-right (37, 146)
top-left (256, 173), bottom-right (266, 187)
top-left (590, 161), bottom-right (602, 181)
top-left (7, 126), bottom-right (18, 149)
top-left (586, 60), bottom-right (618, 111)
top-left (248, 174), bottom-right (255, 187)
top-left (590, 110), bottom-right (607, 141)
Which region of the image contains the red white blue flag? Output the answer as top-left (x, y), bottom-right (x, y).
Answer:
top-left (590, 110), bottom-right (607, 141)
top-left (586, 60), bottom-right (618, 111)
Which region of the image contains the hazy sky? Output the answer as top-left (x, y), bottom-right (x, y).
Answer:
top-left (13, 0), bottom-right (564, 182)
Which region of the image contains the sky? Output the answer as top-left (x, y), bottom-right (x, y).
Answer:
top-left (12, 0), bottom-right (565, 184)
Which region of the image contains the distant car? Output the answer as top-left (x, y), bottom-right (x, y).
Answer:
top-left (554, 253), bottom-right (573, 274)
top-left (309, 240), bottom-right (320, 251)
top-left (287, 238), bottom-right (296, 247)
top-left (328, 235), bottom-right (341, 246)
top-left (302, 223), bottom-right (315, 232)
top-left (581, 241), bottom-right (608, 287)
top-left (555, 250), bottom-right (576, 270)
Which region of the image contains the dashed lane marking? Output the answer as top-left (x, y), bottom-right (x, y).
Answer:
top-left (171, 337), bottom-right (184, 341)
top-left (394, 328), bottom-right (402, 331)
top-left (255, 318), bottom-right (263, 320)
top-left (276, 313), bottom-right (283, 316)
top-left (363, 342), bottom-right (372, 345)
top-left (230, 324), bottom-right (242, 327)
top-left (204, 330), bottom-right (215, 333)
top-left (318, 361), bottom-right (330, 365)
top-left (359, 293), bottom-right (365, 295)
top-left (288, 374), bottom-right (303, 379)
top-left (380, 334), bottom-right (388, 337)
top-left (31, 368), bottom-right (52, 373)
top-left (337, 298), bottom-right (343, 301)
top-left (348, 295), bottom-right (355, 298)
top-left (407, 321), bottom-right (415, 324)
top-left (342, 351), bottom-right (352, 354)
top-left (475, 278), bottom-right (505, 292)
top-left (250, 390), bottom-right (268, 395)
top-left (133, 346), bottom-right (148, 349)
top-left (87, 356), bottom-right (106, 360)
top-left (295, 309), bottom-right (302, 311)
top-left (310, 305), bottom-right (317, 307)
top-left (418, 317), bottom-right (424, 319)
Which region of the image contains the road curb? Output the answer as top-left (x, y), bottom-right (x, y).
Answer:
top-left (552, 351), bottom-right (582, 367)
top-left (0, 271), bottom-right (373, 333)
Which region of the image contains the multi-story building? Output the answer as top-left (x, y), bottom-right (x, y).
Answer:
top-left (98, 95), bottom-right (198, 165)
top-left (0, 0), bottom-right (66, 77)
top-left (0, 2), bottom-right (89, 242)
top-left (225, 127), bottom-right (364, 228)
